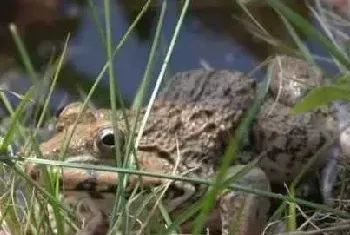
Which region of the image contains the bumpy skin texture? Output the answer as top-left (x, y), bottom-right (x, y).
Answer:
top-left (30, 100), bottom-right (254, 190)
top-left (24, 70), bottom-right (270, 235)
top-left (252, 98), bottom-right (330, 184)
top-left (267, 55), bottom-right (325, 106)
top-left (23, 55), bottom-right (335, 235)
top-left (160, 58), bottom-right (332, 185)
top-left (159, 69), bottom-right (255, 108)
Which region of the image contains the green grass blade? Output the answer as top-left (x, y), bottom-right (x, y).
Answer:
top-left (0, 88), bottom-right (34, 151)
top-left (9, 24), bottom-right (38, 83)
top-left (267, 0), bottom-right (350, 69)
top-left (292, 85), bottom-right (350, 114)
top-left (191, 73), bottom-right (269, 234)
top-left (19, 156), bottom-right (350, 219)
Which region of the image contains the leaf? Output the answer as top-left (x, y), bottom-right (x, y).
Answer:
top-left (291, 85), bottom-right (350, 114)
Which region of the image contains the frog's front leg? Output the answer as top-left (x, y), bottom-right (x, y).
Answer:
top-left (217, 165), bottom-right (270, 235)
top-left (63, 192), bottom-right (110, 235)
top-left (167, 181), bottom-right (196, 212)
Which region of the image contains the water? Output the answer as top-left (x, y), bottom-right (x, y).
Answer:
top-left (0, 0), bottom-right (345, 117)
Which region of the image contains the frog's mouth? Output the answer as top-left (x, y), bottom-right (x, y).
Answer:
top-left (63, 155), bottom-right (118, 166)
top-left (49, 154), bottom-right (122, 192)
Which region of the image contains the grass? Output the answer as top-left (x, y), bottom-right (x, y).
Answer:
top-left (0, 0), bottom-right (350, 234)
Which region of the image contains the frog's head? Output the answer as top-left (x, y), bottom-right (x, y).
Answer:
top-left (41, 102), bottom-right (125, 164)
top-left (23, 102), bottom-right (128, 191)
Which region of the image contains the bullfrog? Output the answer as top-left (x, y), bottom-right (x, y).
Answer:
top-left (23, 55), bottom-right (340, 234)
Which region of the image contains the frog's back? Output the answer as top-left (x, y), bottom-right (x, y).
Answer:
top-left (135, 70), bottom-right (256, 174)
top-left (157, 65), bottom-right (333, 185)
top-left (159, 69), bottom-right (256, 109)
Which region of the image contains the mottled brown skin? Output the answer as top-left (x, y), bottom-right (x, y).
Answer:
top-left (267, 55), bottom-right (325, 107)
top-left (28, 99), bottom-right (249, 191)
top-left (252, 98), bottom-right (331, 184)
top-left (23, 55), bottom-right (337, 235)
top-left (159, 58), bottom-right (333, 185)
top-left (24, 74), bottom-right (270, 235)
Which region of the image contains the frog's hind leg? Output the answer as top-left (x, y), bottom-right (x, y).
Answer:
top-left (217, 165), bottom-right (270, 235)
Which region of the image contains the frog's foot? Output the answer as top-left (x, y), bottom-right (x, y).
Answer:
top-left (64, 192), bottom-right (111, 235)
top-left (166, 180), bottom-right (196, 212)
top-left (217, 165), bottom-right (270, 235)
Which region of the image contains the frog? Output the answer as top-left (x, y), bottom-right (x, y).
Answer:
top-left (22, 55), bottom-right (339, 235)
top-left (23, 83), bottom-right (271, 234)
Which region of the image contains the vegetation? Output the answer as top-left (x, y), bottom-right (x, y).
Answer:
top-left (0, 0), bottom-right (349, 234)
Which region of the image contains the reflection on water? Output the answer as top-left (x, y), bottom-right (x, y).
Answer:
top-left (0, 0), bottom-right (345, 119)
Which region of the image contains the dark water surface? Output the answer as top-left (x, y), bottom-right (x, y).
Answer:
top-left (0, 0), bottom-right (342, 117)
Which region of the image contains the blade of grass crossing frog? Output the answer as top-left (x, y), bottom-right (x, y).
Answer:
top-left (289, 130), bottom-right (334, 225)
top-left (40, 68), bottom-right (104, 233)
top-left (56, 47), bottom-right (107, 160)
top-left (192, 69), bottom-right (270, 234)
top-left (22, 157), bottom-right (350, 219)
top-left (284, 125), bottom-right (334, 230)
top-left (269, 136), bottom-right (335, 224)
top-left (11, 165), bottom-right (79, 232)
top-left (107, 1), bottom-right (158, 232)
top-left (123, 2), bottom-right (166, 232)
top-left (20, 150), bottom-right (72, 234)
top-left (291, 85), bottom-right (350, 114)
top-left (116, 0), bottom-right (187, 233)
top-left (267, 0), bottom-right (350, 70)
top-left (96, 2), bottom-right (155, 231)
top-left (163, 195), bottom-right (210, 234)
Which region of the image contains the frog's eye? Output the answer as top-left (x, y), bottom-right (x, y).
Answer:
top-left (96, 127), bottom-right (124, 157)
